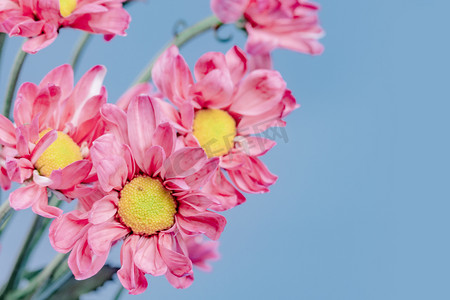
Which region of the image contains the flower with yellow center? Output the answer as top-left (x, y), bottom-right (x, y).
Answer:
top-left (192, 109), bottom-right (237, 158)
top-left (118, 176), bottom-right (177, 236)
top-left (34, 129), bottom-right (83, 177)
top-left (59, 0), bottom-right (77, 17)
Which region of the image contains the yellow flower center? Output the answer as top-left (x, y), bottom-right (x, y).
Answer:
top-left (118, 176), bottom-right (177, 236)
top-left (34, 129), bottom-right (83, 177)
top-left (192, 109), bottom-right (236, 158)
top-left (59, 0), bottom-right (77, 17)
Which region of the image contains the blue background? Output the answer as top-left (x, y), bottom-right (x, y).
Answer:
top-left (1, 0), bottom-right (450, 299)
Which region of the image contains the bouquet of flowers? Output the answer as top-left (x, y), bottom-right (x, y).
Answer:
top-left (0, 0), bottom-right (324, 298)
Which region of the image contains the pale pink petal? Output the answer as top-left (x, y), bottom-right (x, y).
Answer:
top-left (9, 183), bottom-right (40, 211)
top-left (0, 114), bottom-right (17, 146)
top-left (234, 136), bottom-right (276, 156)
top-left (134, 235), bottom-right (167, 276)
top-left (179, 193), bottom-right (218, 212)
top-left (248, 53), bottom-right (273, 70)
top-left (184, 157), bottom-right (219, 189)
top-left (30, 129), bottom-right (57, 164)
top-left (186, 235), bottom-right (220, 272)
top-left (13, 82), bottom-right (38, 126)
top-left (165, 270), bottom-right (194, 289)
top-left (32, 170), bottom-right (53, 186)
top-left (193, 51), bottom-right (228, 82)
top-left (210, 0), bottom-right (249, 23)
top-left (101, 103), bottom-right (129, 145)
top-left (228, 156), bottom-right (278, 193)
top-left (118, 235), bottom-right (148, 295)
top-left (5, 158), bottom-right (33, 183)
top-left (229, 69), bottom-right (286, 116)
top-left (191, 69), bottom-right (233, 109)
top-left (31, 186), bottom-right (63, 218)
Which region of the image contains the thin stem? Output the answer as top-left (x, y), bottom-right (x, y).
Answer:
top-left (0, 200), bottom-right (13, 237)
top-left (0, 32), bottom-right (7, 80)
top-left (7, 253), bottom-right (67, 300)
top-left (0, 196), bottom-right (61, 298)
top-left (70, 32), bottom-right (92, 72)
top-left (3, 45), bottom-right (27, 118)
top-left (1, 214), bottom-right (45, 296)
top-left (133, 15), bottom-right (222, 84)
top-left (113, 285), bottom-right (125, 300)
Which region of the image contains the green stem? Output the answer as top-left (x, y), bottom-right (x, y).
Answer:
top-left (133, 15), bottom-right (222, 84)
top-left (70, 33), bottom-right (92, 72)
top-left (0, 196), bottom-right (61, 298)
top-left (0, 200), bottom-right (13, 237)
top-left (3, 45), bottom-right (27, 118)
top-left (0, 32), bottom-right (6, 80)
top-left (113, 285), bottom-right (125, 300)
top-left (7, 253), bottom-right (67, 300)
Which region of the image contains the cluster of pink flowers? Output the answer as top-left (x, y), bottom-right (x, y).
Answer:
top-left (0, 0), bottom-right (323, 296)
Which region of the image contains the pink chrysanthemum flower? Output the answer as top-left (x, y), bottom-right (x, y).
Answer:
top-left (51, 95), bottom-right (226, 294)
top-left (211, 0), bottom-right (324, 56)
top-left (151, 45), bottom-right (298, 211)
top-left (0, 64), bottom-right (107, 218)
top-left (0, 0), bottom-right (130, 53)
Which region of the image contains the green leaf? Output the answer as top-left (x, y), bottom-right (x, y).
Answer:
top-left (42, 265), bottom-right (119, 300)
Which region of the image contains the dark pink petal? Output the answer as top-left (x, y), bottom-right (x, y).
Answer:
top-left (229, 69), bottom-right (286, 116)
top-left (225, 46), bottom-right (247, 84)
top-left (134, 235), bottom-right (167, 276)
top-left (142, 146), bottom-right (165, 177)
top-left (152, 46), bottom-right (193, 107)
top-left (118, 236), bottom-right (148, 295)
top-left (127, 95), bottom-right (159, 171)
top-left (177, 204), bottom-right (226, 240)
top-left (158, 233), bottom-right (193, 277)
top-left (88, 221), bottom-right (129, 256)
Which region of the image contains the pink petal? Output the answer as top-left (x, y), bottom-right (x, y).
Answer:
top-left (0, 114), bottom-right (17, 146)
top-left (183, 157), bottom-right (220, 189)
top-left (165, 271), bottom-right (194, 289)
top-left (5, 158), bottom-right (33, 183)
top-left (210, 0), bottom-right (249, 23)
top-left (194, 51), bottom-right (228, 82)
top-left (234, 136), bottom-right (276, 156)
top-left (88, 221), bottom-right (129, 256)
top-left (127, 95), bottom-right (159, 171)
top-left (203, 170), bottom-right (246, 211)
top-left (49, 160), bottom-right (92, 190)
top-left (13, 82), bottom-right (38, 126)
top-left (31, 187), bottom-right (63, 218)
top-left (116, 83), bottom-right (152, 111)
top-left (162, 148), bottom-right (207, 179)
top-left (158, 233), bottom-right (193, 277)
top-left (152, 123), bottom-right (176, 157)
top-left (191, 69), bottom-right (233, 109)
top-left (68, 235), bottom-right (109, 280)
top-left (39, 64), bottom-right (74, 100)
top-left (49, 211), bottom-right (89, 252)
top-left (229, 69), bottom-right (286, 116)
top-left (101, 103), bottom-right (129, 145)
top-left (180, 193), bottom-right (218, 211)
top-left (152, 46), bottom-right (193, 107)
top-left (9, 183), bottom-right (41, 211)
top-left (142, 146), bottom-right (165, 177)
top-left (185, 236), bottom-right (220, 272)
top-left (177, 204), bottom-right (226, 240)
top-left (228, 156), bottom-right (278, 193)
top-left (88, 194), bottom-right (119, 225)
top-left (225, 46), bottom-right (248, 84)
top-left (30, 129), bottom-right (57, 164)
top-left (118, 235), bottom-right (148, 295)
top-left (134, 235), bottom-right (167, 276)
